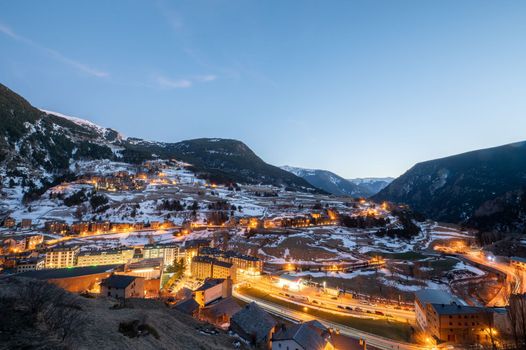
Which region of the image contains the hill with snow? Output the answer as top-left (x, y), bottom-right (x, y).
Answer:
top-left (0, 83), bottom-right (316, 206)
top-left (280, 166), bottom-right (390, 197)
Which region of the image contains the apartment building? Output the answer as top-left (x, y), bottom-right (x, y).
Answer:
top-left (44, 245), bottom-right (80, 268)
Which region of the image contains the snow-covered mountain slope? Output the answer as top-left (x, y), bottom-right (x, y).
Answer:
top-left (0, 83), bottom-right (315, 206)
top-left (280, 165), bottom-right (366, 197)
top-left (280, 166), bottom-right (394, 197)
top-left (347, 177), bottom-right (394, 196)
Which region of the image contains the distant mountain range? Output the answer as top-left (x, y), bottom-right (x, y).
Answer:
top-left (280, 166), bottom-right (393, 197)
top-left (0, 83), bottom-right (315, 192)
top-left (374, 142), bottom-right (526, 233)
top-left (347, 177), bottom-right (394, 197)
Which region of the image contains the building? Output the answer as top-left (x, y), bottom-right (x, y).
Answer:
top-left (276, 274), bottom-right (304, 291)
top-left (272, 320), bottom-right (335, 350)
top-left (20, 219), bottom-right (32, 229)
top-left (142, 243), bottom-right (182, 267)
top-left (199, 247), bottom-right (263, 276)
top-left (117, 258), bottom-right (163, 298)
top-left (121, 258), bottom-right (163, 279)
top-left (510, 256), bottom-right (526, 270)
top-left (3, 217), bottom-right (15, 228)
top-left (191, 256), bottom-right (236, 283)
top-left (17, 265), bottom-right (119, 293)
top-left (427, 303), bottom-right (494, 345)
top-left (193, 278), bottom-right (232, 307)
top-left (25, 234), bottom-right (43, 250)
top-left (44, 220), bottom-right (69, 235)
top-left (16, 256), bottom-right (45, 273)
top-left (76, 248), bottom-right (134, 267)
top-left (44, 245), bottom-right (80, 268)
top-left (415, 289), bottom-right (460, 330)
top-left (230, 302), bottom-right (277, 349)
top-left (191, 256), bottom-right (213, 279)
top-left (71, 221), bottom-right (90, 235)
top-left (183, 239), bottom-right (211, 265)
top-left (101, 274), bottom-right (145, 300)
top-left (200, 297), bottom-right (241, 328)
top-left (2, 237), bottom-right (26, 253)
top-left (174, 297), bottom-right (200, 317)
top-left (415, 289), bottom-right (495, 346)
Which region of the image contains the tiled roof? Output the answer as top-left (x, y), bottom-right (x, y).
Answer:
top-left (231, 302), bottom-right (276, 343)
top-left (101, 274), bottom-right (137, 289)
top-left (272, 321), bottom-right (329, 350)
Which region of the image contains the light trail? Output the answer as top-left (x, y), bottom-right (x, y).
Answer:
top-left (234, 289), bottom-right (425, 350)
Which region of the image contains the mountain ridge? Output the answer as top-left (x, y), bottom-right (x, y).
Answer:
top-left (280, 165), bottom-right (392, 197)
top-left (373, 141), bottom-right (526, 233)
top-left (0, 83), bottom-right (316, 193)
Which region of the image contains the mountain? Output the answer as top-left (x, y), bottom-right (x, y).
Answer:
top-left (347, 177), bottom-right (394, 196)
top-left (280, 166), bottom-right (363, 196)
top-left (0, 83), bottom-right (315, 192)
top-left (373, 142), bottom-right (526, 232)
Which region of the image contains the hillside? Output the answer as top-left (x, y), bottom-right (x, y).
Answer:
top-left (374, 142), bottom-right (526, 232)
top-left (0, 277), bottom-right (243, 350)
top-left (281, 166), bottom-right (391, 197)
top-left (0, 83), bottom-right (315, 194)
top-left (347, 178), bottom-right (394, 197)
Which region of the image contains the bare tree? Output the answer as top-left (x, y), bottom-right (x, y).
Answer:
top-left (508, 293), bottom-right (526, 349)
top-left (482, 311), bottom-right (499, 350)
top-left (19, 280), bottom-right (86, 344)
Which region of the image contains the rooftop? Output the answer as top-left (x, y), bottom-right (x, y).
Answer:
top-left (272, 321), bottom-right (329, 350)
top-left (101, 274), bottom-right (138, 289)
top-left (173, 297), bottom-right (200, 315)
top-left (126, 258), bottom-right (162, 270)
top-left (47, 244), bottom-right (80, 252)
top-left (415, 289), bottom-right (460, 305)
top-left (213, 260), bottom-right (233, 268)
top-left (195, 278), bottom-right (225, 291)
top-left (144, 242), bottom-right (180, 249)
top-left (231, 302), bottom-right (277, 343)
top-left (79, 248), bottom-right (132, 256)
top-left (431, 303), bottom-right (490, 316)
top-left (279, 273), bottom-right (302, 282)
top-left (200, 297), bottom-right (241, 318)
top-left (17, 265), bottom-right (120, 279)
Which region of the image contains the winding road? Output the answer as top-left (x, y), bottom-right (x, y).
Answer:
top-left (233, 289), bottom-right (424, 350)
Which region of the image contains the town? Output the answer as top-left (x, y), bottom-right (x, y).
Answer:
top-left (2, 159), bottom-right (525, 350)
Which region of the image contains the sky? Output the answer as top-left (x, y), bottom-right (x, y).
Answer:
top-left (1, 1), bottom-right (525, 178)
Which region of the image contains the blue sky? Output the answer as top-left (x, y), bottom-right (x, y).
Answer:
top-left (1, 1), bottom-right (525, 178)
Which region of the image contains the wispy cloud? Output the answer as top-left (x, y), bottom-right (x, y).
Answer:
top-left (155, 76), bottom-right (192, 89)
top-left (195, 74), bottom-right (217, 82)
top-left (0, 21), bottom-right (109, 78)
top-left (154, 74), bottom-right (217, 89)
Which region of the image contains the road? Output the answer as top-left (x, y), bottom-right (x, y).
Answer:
top-left (239, 275), bottom-right (415, 323)
top-left (461, 250), bottom-right (522, 306)
top-left (233, 289), bottom-right (426, 350)
top-left (436, 245), bottom-right (525, 306)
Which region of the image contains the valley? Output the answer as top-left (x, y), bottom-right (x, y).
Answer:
top-left (0, 83), bottom-right (525, 350)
